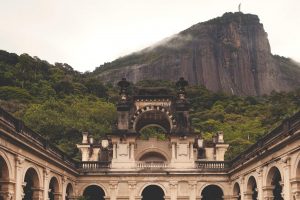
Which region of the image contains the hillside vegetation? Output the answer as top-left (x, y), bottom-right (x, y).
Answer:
top-left (0, 50), bottom-right (299, 160)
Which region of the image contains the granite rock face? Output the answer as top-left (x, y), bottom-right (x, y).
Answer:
top-left (94, 12), bottom-right (300, 95)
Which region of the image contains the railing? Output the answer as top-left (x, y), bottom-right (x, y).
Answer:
top-left (0, 107), bottom-right (77, 168)
top-left (78, 161), bottom-right (111, 170)
top-left (195, 161), bottom-right (231, 171)
top-left (136, 161), bottom-right (169, 169)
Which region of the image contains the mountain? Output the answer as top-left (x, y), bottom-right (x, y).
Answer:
top-left (93, 12), bottom-right (300, 96)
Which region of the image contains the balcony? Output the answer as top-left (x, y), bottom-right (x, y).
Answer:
top-left (136, 161), bottom-right (169, 169)
top-left (77, 160), bottom-right (230, 172)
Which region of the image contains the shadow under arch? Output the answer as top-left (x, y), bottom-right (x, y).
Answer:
top-left (0, 153), bottom-right (12, 200)
top-left (266, 166), bottom-right (283, 200)
top-left (233, 182), bottom-right (241, 200)
top-left (246, 176), bottom-right (258, 200)
top-left (140, 184), bottom-right (165, 200)
top-left (23, 167), bottom-right (41, 200)
top-left (200, 184), bottom-right (224, 200)
top-left (83, 184), bottom-right (106, 200)
top-left (136, 148), bottom-right (170, 162)
top-left (65, 182), bottom-right (74, 200)
top-left (49, 176), bottom-right (61, 200)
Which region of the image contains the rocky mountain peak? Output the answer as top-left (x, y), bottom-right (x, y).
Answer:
top-left (93, 12), bottom-right (300, 96)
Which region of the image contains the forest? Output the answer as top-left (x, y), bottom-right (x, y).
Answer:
top-left (0, 50), bottom-right (299, 160)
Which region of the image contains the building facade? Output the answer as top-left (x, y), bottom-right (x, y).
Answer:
top-left (0, 78), bottom-right (299, 200)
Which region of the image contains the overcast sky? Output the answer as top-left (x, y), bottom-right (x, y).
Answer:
top-left (0, 0), bottom-right (299, 72)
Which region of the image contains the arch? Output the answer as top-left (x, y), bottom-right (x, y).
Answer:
top-left (131, 106), bottom-right (176, 133)
top-left (233, 182), bottom-right (241, 200)
top-left (0, 153), bottom-right (11, 200)
top-left (141, 184), bottom-right (165, 200)
top-left (83, 185), bottom-right (105, 200)
top-left (266, 166), bottom-right (283, 200)
top-left (200, 184), bottom-right (224, 200)
top-left (139, 183), bottom-right (167, 196)
top-left (65, 183), bottom-right (74, 200)
top-left (293, 152), bottom-right (300, 179)
top-left (140, 124), bottom-right (167, 134)
top-left (136, 148), bottom-right (171, 162)
top-left (49, 176), bottom-right (60, 200)
top-left (246, 176), bottom-right (258, 200)
top-left (139, 152), bottom-right (167, 162)
top-left (23, 167), bottom-right (40, 200)
top-left (79, 183), bottom-right (108, 196)
top-left (0, 151), bottom-right (12, 180)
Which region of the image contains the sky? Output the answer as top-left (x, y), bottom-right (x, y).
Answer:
top-left (0, 0), bottom-right (299, 72)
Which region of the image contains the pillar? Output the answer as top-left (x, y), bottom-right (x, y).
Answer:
top-left (189, 143), bottom-right (194, 160)
top-left (128, 181), bottom-right (136, 200)
top-left (282, 157), bottom-right (291, 200)
top-left (256, 168), bottom-right (263, 200)
top-left (169, 181), bottom-right (178, 200)
top-left (188, 181), bottom-right (197, 200)
top-left (43, 168), bottom-right (50, 200)
top-left (172, 143), bottom-right (176, 160)
top-left (130, 143), bottom-right (135, 161)
top-left (15, 155), bottom-right (25, 200)
top-left (113, 144), bottom-right (117, 159)
top-left (109, 181), bottom-right (118, 200)
top-left (262, 186), bottom-right (274, 200)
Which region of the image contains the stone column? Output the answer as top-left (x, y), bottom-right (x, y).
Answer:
top-left (171, 143), bottom-right (176, 160)
top-left (282, 157), bottom-right (291, 200)
top-left (1, 192), bottom-right (14, 200)
top-left (32, 187), bottom-right (44, 200)
top-left (238, 177), bottom-right (244, 200)
top-left (43, 168), bottom-right (50, 200)
top-left (109, 181), bottom-right (118, 200)
top-left (188, 181), bottom-right (197, 200)
top-left (291, 178), bottom-right (300, 200)
top-left (262, 186), bottom-right (274, 200)
top-left (130, 143), bottom-right (135, 161)
top-left (256, 168), bottom-right (263, 200)
top-left (169, 181), bottom-right (178, 200)
top-left (189, 143), bottom-right (194, 160)
top-left (243, 192), bottom-right (253, 200)
top-left (128, 181), bottom-right (136, 200)
top-left (15, 155), bottom-right (25, 200)
top-left (113, 144), bottom-right (117, 159)
top-left (53, 192), bottom-right (62, 200)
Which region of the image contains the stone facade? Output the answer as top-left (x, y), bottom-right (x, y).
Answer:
top-left (0, 78), bottom-right (299, 200)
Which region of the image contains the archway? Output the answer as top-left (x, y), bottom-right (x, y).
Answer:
top-left (139, 152), bottom-right (167, 162)
top-left (83, 185), bottom-right (105, 200)
top-left (65, 183), bottom-right (73, 200)
top-left (233, 182), bottom-right (241, 200)
top-left (142, 185), bottom-right (165, 200)
top-left (139, 125), bottom-right (167, 140)
top-left (246, 176), bottom-right (258, 200)
top-left (0, 156), bottom-right (10, 200)
top-left (49, 177), bottom-right (60, 200)
top-left (201, 185), bottom-right (223, 200)
top-left (23, 168), bottom-right (40, 200)
top-left (267, 167), bottom-right (283, 200)
top-left (132, 106), bottom-right (175, 133)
